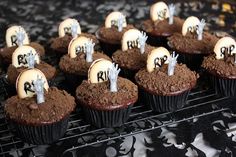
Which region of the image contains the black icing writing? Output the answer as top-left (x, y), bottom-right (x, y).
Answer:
top-left (187, 25), bottom-right (198, 34)
top-left (157, 9), bottom-right (167, 20)
top-left (75, 45), bottom-right (86, 54)
top-left (220, 45), bottom-right (235, 57)
top-left (64, 27), bottom-right (72, 35)
top-left (127, 38), bottom-right (139, 49)
top-left (111, 20), bottom-right (118, 27)
top-left (24, 81), bottom-right (35, 94)
top-left (11, 35), bottom-right (18, 46)
top-left (154, 55), bottom-right (168, 68)
top-left (18, 54), bottom-right (28, 65)
top-left (97, 70), bottom-right (109, 82)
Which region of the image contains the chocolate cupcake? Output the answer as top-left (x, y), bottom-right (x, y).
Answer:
top-left (112, 29), bottom-right (154, 80)
top-left (50, 18), bottom-right (99, 56)
top-left (4, 68), bottom-right (75, 144)
top-left (0, 26), bottom-right (45, 66)
top-left (141, 2), bottom-right (184, 46)
top-left (202, 37), bottom-right (236, 97)
top-left (168, 16), bottom-right (219, 70)
top-left (59, 36), bottom-right (111, 94)
top-left (76, 59), bottom-right (138, 128)
top-left (95, 11), bottom-right (135, 56)
top-left (6, 45), bottom-right (56, 85)
top-left (135, 47), bottom-right (198, 112)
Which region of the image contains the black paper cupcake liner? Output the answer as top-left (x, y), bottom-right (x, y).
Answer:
top-left (82, 105), bottom-right (133, 128)
top-left (211, 75), bottom-right (236, 97)
top-left (64, 73), bottom-right (87, 95)
top-left (146, 33), bottom-right (169, 47)
top-left (9, 116), bottom-right (69, 145)
top-left (119, 68), bottom-right (137, 82)
top-left (139, 88), bottom-right (189, 112)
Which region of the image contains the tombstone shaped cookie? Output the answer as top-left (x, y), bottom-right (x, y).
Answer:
top-left (168, 16), bottom-right (219, 70)
top-left (202, 36), bottom-right (236, 97)
top-left (0, 25), bottom-right (45, 65)
top-left (112, 29), bottom-right (154, 80)
top-left (50, 18), bottom-right (98, 55)
top-left (4, 68), bottom-right (75, 144)
top-left (96, 11), bottom-right (135, 56)
top-left (7, 46), bottom-right (56, 85)
top-left (59, 36), bottom-right (111, 94)
top-left (76, 59), bottom-right (138, 128)
top-left (141, 1), bottom-right (184, 46)
top-left (135, 47), bottom-right (198, 112)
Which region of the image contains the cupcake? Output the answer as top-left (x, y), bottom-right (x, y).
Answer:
top-left (59, 36), bottom-right (111, 94)
top-left (202, 37), bottom-right (236, 97)
top-left (0, 25), bottom-right (45, 66)
top-left (112, 29), bottom-right (154, 80)
top-left (50, 18), bottom-right (99, 56)
top-left (141, 2), bottom-right (184, 47)
top-left (4, 68), bottom-right (75, 144)
top-left (76, 59), bottom-right (138, 128)
top-left (135, 47), bottom-right (198, 112)
top-left (168, 16), bottom-right (219, 70)
top-left (95, 11), bottom-right (135, 56)
top-left (7, 45), bottom-right (56, 85)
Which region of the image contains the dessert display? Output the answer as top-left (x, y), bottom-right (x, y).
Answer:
top-left (76, 59), bottom-right (138, 128)
top-left (135, 47), bottom-right (198, 112)
top-left (168, 16), bottom-right (219, 70)
top-left (141, 1), bottom-right (184, 46)
top-left (4, 68), bottom-right (75, 144)
top-left (0, 26), bottom-right (45, 65)
top-left (59, 36), bottom-right (110, 93)
top-left (112, 28), bottom-right (154, 80)
top-left (95, 11), bottom-right (135, 56)
top-left (50, 18), bottom-right (99, 55)
top-left (202, 37), bottom-right (236, 96)
top-left (7, 45), bottom-right (56, 85)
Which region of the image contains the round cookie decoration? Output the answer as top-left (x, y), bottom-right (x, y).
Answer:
top-left (12, 46), bottom-right (40, 68)
top-left (105, 11), bottom-right (127, 32)
top-left (6, 26), bottom-right (30, 47)
top-left (150, 1), bottom-right (170, 21)
top-left (146, 47), bottom-right (170, 73)
top-left (122, 29), bottom-right (144, 51)
top-left (182, 16), bottom-right (206, 40)
top-left (59, 18), bottom-right (81, 38)
top-left (214, 37), bottom-right (236, 60)
top-left (68, 36), bottom-right (95, 62)
top-left (16, 69), bottom-right (49, 100)
top-left (88, 59), bottom-right (113, 83)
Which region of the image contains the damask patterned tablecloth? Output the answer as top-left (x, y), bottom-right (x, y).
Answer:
top-left (0, 0), bottom-right (236, 157)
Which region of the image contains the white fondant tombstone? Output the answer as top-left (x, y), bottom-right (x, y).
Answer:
top-left (105, 11), bottom-right (127, 28)
top-left (88, 59), bottom-right (113, 83)
top-left (58, 18), bottom-right (81, 37)
top-left (150, 1), bottom-right (170, 21)
top-left (6, 26), bottom-right (30, 47)
top-left (147, 47), bottom-right (170, 73)
top-left (16, 69), bottom-right (49, 99)
top-left (182, 16), bottom-right (200, 36)
top-left (122, 29), bottom-right (142, 51)
top-left (214, 37), bottom-right (236, 59)
top-left (68, 36), bottom-right (91, 58)
top-left (12, 46), bottom-right (40, 68)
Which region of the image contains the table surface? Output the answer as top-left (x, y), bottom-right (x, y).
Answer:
top-left (0, 0), bottom-right (236, 157)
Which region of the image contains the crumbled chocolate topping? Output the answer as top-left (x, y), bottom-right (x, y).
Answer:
top-left (0, 42), bottom-right (45, 64)
top-left (141, 17), bottom-right (184, 36)
top-left (202, 54), bottom-right (236, 79)
top-left (168, 32), bottom-right (219, 55)
top-left (112, 45), bottom-right (155, 71)
top-left (7, 61), bottom-right (56, 85)
top-left (97, 25), bottom-right (135, 44)
top-left (5, 87), bottom-right (76, 125)
top-left (76, 77), bottom-right (138, 111)
top-left (135, 64), bottom-right (198, 96)
top-left (59, 51), bottom-right (111, 76)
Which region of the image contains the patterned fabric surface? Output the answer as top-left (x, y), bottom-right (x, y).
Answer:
top-left (0, 0), bottom-right (236, 157)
